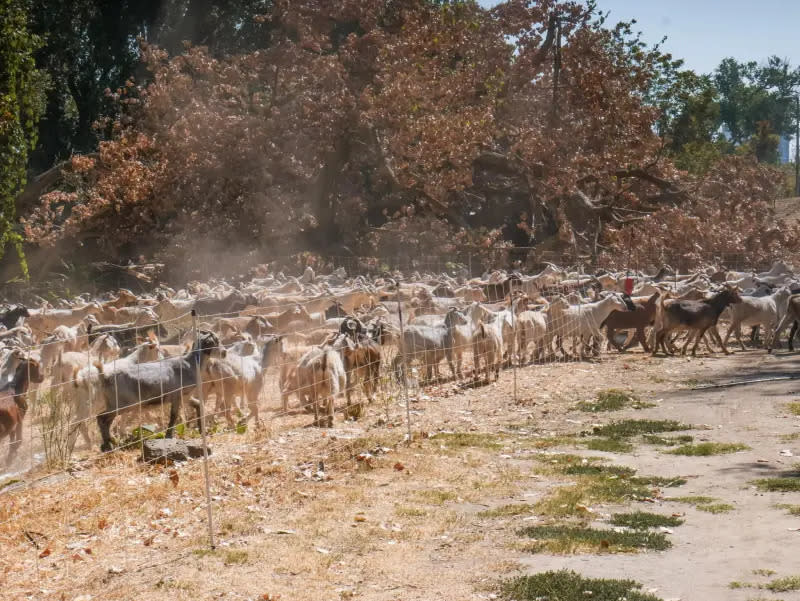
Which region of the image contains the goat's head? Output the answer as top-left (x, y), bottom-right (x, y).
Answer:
top-left (339, 317), bottom-right (365, 339)
top-left (511, 294), bottom-right (529, 315)
top-left (444, 307), bottom-right (468, 328)
top-left (86, 301), bottom-right (103, 313)
top-left (721, 284), bottom-right (743, 305)
top-left (19, 355), bottom-right (44, 386)
top-left (117, 289), bottom-right (138, 305)
top-left (260, 335), bottom-right (284, 368)
top-left (547, 296), bottom-right (570, 314)
top-left (194, 330), bottom-right (223, 359)
top-left (97, 334), bottom-right (121, 360)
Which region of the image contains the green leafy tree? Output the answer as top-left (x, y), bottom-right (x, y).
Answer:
top-left (27, 0), bottom-right (275, 171)
top-left (714, 56), bottom-right (800, 162)
top-left (0, 0), bottom-right (48, 276)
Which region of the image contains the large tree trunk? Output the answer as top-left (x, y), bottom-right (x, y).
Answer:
top-left (307, 136), bottom-right (351, 250)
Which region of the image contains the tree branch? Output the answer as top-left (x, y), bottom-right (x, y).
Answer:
top-left (528, 13), bottom-right (559, 70)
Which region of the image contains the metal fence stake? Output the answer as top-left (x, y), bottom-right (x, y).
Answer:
top-left (396, 300), bottom-right (413, 445)
top-left (192, 310), bottom-right (215, 549)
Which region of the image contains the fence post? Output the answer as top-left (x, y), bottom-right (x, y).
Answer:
top-left (509, 293), bottom-right (517, 403)
top-left (396, 299), bottom-right (413, 445)
top-left (192, 310), bottom-right (216, 550)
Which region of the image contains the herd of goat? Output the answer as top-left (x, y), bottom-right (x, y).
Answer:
top-left (0, 260), bottom-right (799, 464)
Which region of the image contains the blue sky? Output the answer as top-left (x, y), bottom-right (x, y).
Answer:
top-left (477, 0), bottom-right (800, 74)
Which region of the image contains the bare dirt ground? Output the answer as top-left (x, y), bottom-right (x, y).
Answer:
top-left (2, 347), bottom-right (800, 601)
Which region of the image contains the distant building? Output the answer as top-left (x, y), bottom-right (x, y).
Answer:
top-left (779, 136), bottom-right (791, 164)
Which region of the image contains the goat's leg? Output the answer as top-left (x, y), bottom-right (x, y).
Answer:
top-left (680, 331), bottom-right (693, 355)
top-left (723, 321), bottom-right (736, 349)
top-left (706, 328), bottom-right (721, 352)
top-left (790, 321), bottom-right (800, 351)
top-left (344, 370), bottom-right (353, 410)
top-left (763, 321), bottom-right (776, 349)
top-left (704, 332), bottom-right (716, 354)
top-left (71, 396), bottom-right (93, 448)
top-left (768, 314), bottom-right (790, 353)
top-left (165, 395), bottom-right (180, 438)
top-left (367, 362), bottom-right (379, 403)
top-left (665, 333), bottom-right (676, 355)
top-left (326, 396), bottom-right (334, 428)
top-left (613, 328), bottom-right (632, 352)
top-left (187, 396), bottom-right (205, 434)
top-left (445, 352), bottom-right (458, 383)
top-left (8, 423), bottom-right (22, 464)
top-left (391, 355), bottom-right (404, 384)
top-left (279, 365), bottom-right (290, 413)
top-left (635, 327), bottom-right (650, 353)
top-left (691, 327), bottom-right (709, 356)
top-left (652, 331), bottom-right (663, 356)
top-left (620, 329), bottom-right (636, 350)
top-left (312, 390), bottom-right (321, 427)
top-left (97, 411), bottom-right (116, 452)
top-left (590, 329), bottom-right (602, 357)
top-left (225, 380), bottom-right (239, 427)
top-left (554, 335), bottom-right (567, 360)
top-left (606, 327), bottom-right (618, 351)
top-left (661, 330), bottom-right (678, 355)
top-left (731, 322), bottom-right (746, 352)
top-left (647, 327), bottom-right (657, 353)
top-left (245, 383), bottom-right (261, 426)
top-left (710, 325), bottom-right (729, 355)
top-left (518, 330), bottom-right (527, 364)
top-left (5, 433), bottom-right (14, 466)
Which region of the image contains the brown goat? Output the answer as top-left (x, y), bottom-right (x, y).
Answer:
top-left (602, 292), bottom-right (660, 352)
top-left (652, 286), bottom-right (742, 356)
top-left (768, 293), bottom-right (800, 353)
top-left (0, 357), bottom-right (44, 464)
top-left (472, 321), bottom-right (501, 382)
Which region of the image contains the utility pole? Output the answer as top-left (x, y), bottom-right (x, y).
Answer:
top-left (795, 94), bottom-right (799, 196)
top-left (551, 14), bottom-right (562, 125)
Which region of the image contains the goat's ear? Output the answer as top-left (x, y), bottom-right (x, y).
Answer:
top-left (147, 330), bottom-right (158, 343)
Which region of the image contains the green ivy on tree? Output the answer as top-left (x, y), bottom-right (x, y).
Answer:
top-left (0, 0), bottom-right (48, 278)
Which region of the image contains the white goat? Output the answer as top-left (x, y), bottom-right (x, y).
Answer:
top-left (546, 294), bottom-right (630, 359)
top-left (723, 286), bottom-right (792, 350)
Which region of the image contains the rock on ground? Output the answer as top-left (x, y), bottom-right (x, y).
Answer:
top-left (142, 439), bottom-right (210, 463)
